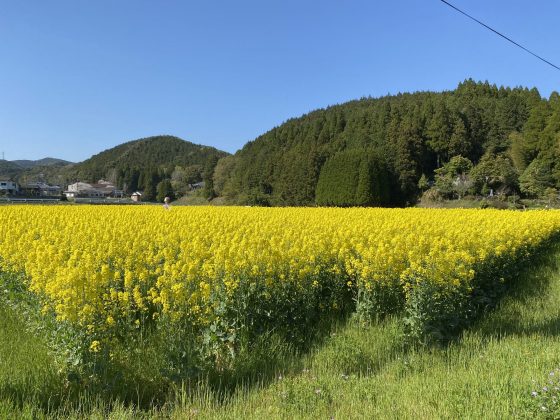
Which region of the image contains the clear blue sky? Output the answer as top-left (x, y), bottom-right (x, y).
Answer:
top-left (1, 0), bottom-right (558, 162)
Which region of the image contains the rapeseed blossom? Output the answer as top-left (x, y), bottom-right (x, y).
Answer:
top-left (1, 205), bottom-right (559, 348)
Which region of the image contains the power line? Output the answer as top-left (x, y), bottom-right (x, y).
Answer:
top-left (439, 0), bottom-right (560, 72)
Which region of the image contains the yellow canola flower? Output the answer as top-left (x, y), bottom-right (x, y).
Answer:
top-left (0, 205), bottom-right (559, 340)
top-left (89, 340), bottom-right (101, 353)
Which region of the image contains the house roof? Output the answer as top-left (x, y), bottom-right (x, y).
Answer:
top-left (23, 182), bottom-right (61, 189)
top-left (68, 182), bottom-right (93, 188)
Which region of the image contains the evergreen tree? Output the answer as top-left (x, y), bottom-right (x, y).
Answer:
top-left (418, 174), bottom-right (429, 192)
top-left (522, 101), bottom-right (551, 157)
top-left (393, 112), bottom-right (425, 203)
top-left (156, 179), bottom-right (174, 203)
top-left (355, 158), bottom-right (375, 206)
top-left (142, 169), bottom-right (158, 201)
top-left (203, 155), bottom-right (220, 200)
top-left (448, 116), bottom-right (470, 158)
top-left (426, 101), bottom-right (452, 167)
top-left (508, 132), bottom-right (531, 172)
top-left (316, 150), bottom-right (361, 206)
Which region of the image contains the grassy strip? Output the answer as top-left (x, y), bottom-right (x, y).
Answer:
top-left (0, 305), bottom-right (65, 417)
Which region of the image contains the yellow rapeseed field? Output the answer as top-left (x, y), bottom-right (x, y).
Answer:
top-left (1, 205), bottom-right (560, 352)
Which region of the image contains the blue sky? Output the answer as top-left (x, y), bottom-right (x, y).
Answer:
top-left (1, 0), bottom-right (558, 162)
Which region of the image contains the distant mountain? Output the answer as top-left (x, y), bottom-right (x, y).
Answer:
top-left (12, 158), bottom-right (73, 169)
top-left (0, 160), bottom-right (24, 178)
top-left (1, 157), bottom-right (72, 180)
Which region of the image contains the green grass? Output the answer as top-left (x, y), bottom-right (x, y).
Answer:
top-left (3, 243), bottom-right (560, 418)
top-left (0, 305), bottom-right (65, 418)
top-left (172, 190), bottom-right (212, 206)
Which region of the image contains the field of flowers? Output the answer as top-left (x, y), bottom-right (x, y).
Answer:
top-left (1, 206), bottom-right (560, 378)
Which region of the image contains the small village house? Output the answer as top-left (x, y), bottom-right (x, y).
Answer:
top-left (20, 182), bottom-right (62, 197)
top-left (131, 191), bottom-right (142, 202)
top-left (64, 180), bottom-right (124, 199)
top-left (0, 180), bottom-right (19, 195)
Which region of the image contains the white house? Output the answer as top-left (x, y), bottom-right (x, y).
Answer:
top-left (64, 180), bottom-right (124, 199)
top-left (0, 180), bottom-right (19, 195)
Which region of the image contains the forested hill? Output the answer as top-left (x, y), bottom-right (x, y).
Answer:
top-left (55, 135), bottom-right (228, 196)
top-left (0, 160), bottom-right (26, 178)
top-left (214, 80), bottom-right (560, 206)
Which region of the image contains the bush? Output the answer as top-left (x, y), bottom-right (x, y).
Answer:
top-left (421, 187), bottom-right (444, 203)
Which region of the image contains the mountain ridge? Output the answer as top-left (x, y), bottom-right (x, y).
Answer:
top-left (11, 158), bottom-right (73, 169)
